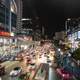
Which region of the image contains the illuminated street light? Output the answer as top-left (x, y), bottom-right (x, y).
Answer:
top-left (65, 18), bottom-right (71, 34)
top-left (67, 18), bottom-right (71, 21)
top-left (21, 18), bottom-right (32, 21)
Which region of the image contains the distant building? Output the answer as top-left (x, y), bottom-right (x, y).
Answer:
top-left (34, 29), bottom-right (41, 41)
top-left (16, 28), bottom-right (33, 40)
top-left (55, 31), bottom-right (66, 40)
top-left (0, 0), bottom-right (23, 34)
top-left (0, 0), bottom-right (17, 32)
top-left (15, 0), bottom-right (23, 33)
top-left (66, 18), bottom-right (80, 41)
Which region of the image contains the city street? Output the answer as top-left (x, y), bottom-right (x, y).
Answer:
top-left (0, 42), bottom-right (61, 80)
top-left (1, 61), bottom-right (61, 80)
top-left (1, 61), bottom-right (20, 80)
top-left (0, 40), bottom-right (79, 80)
top-left (0, 0), bottom-right (80, 80)
top-left (49, 67), bottom-right (59, 80)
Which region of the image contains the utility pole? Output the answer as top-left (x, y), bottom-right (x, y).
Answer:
top-left (9, 0), bottom-right (12, 33)
top-left (42, 26), bottom-right (45, 36)
top-left (65, 21), bottom-right (67, 34)
top-left (65, 18), bottom-right (71, 35)
top-left (9, 0), bottom-right (12, 55)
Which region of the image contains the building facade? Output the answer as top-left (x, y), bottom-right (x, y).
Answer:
top-left (66, 18), bottom-right (80, 49)
top-left (0, 0), bottom-right (23, 34)
top-left (33, 29), bottom-right (41, 41)
top-left (55, 31), bottom-right (66, 41)
top-left (0, 0), bottom-right (17, 33)
top-left (15, 0), bottom-right (23, 33)
top-left (0, 0), bottom-right (23, 56)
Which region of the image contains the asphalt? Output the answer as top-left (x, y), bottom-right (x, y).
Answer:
top-left (34, 64), bottom-right (46, 80)
top-left (34, 63), bottom-right (60, 80)
top-left (48, 67), bottom-right (60, 80)
top-left (1, 61), bottom-right (42, 80)
top-left (1, 61), bottom-right (20, 80)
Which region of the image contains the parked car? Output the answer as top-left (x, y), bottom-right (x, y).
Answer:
top-left (27, 58), bottom-right (31, 64)
top-left (56, 67), bottom-right (73, 80)
top-left (10, 67), bottom-right (22, 77)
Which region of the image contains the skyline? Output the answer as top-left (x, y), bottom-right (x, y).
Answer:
top-left (22, 0), bottom-right (80, 36)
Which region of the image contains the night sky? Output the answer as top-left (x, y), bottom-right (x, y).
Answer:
top-left (22, 0), bottom-right (80, 36)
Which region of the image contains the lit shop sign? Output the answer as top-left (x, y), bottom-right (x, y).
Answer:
top-left (0, 31), bottom-right (10, 36)
top-left (24, 36), bottom-right (32, 41)
top-left (78, 31), bottom-right (80, 39)
top-left (68, 34), bottom-right (72, 41)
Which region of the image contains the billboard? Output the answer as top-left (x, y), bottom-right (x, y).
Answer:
top-left (78, 31), bottom-right (80, 39)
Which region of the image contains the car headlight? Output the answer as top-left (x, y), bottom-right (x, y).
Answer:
top-left (62, 74), bottom-right (65, 77)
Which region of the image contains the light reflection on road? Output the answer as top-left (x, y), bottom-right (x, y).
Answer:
top-left (49, 67), bottom-right (59, 80)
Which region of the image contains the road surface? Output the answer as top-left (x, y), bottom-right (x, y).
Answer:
top-left (34, 63), bottom-right (60, 80)
top-left (49, 67), bottom-right (60, 80)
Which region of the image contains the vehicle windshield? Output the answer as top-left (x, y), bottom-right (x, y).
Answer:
top-left (14, 67), bottom-right (20, 70)
top-left (30, 63), bottom-right (35, 66)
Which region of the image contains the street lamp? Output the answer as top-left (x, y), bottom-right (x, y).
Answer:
top-left (67, 18), bottom-right (71, 21)
top-left (65, 18), bottom-right (71, 34)
top-left (21, 18), bottom-right (32, 21)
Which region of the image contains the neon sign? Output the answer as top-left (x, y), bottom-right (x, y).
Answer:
top-left (0, 31), bottom-right (10, 36)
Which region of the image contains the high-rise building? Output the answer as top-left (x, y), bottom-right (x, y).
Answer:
top-left (34, 28), bottom-right (41, 41)
top-left (15, 0), bottom-right (23, 33)
top-left (0, 0), bottom-right (23, 34)
top-left (0, 0), bottom-right (17, 33)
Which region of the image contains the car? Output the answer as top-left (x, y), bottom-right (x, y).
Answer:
top-left (27, 58), bottom-right (31, 64)
top-left (47, 55), bottom-right (49, 58)
top-left (29, 63), bottom-right (36, 71)
top-left (56, 67), bottom-right (73, 80)
top-left (15, 56), bottom-right (23, 61)
top-left (10, 67), bottom-right (22, 77)
top-left (47, 59), bottom-right (52, 66)
top-left (53, 61), bottom-right (58, 68)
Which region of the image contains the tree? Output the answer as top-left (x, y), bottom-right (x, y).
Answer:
top-left (54, 40), bottom-right (59, 47)
top-left (72, 48), bottom-right (80, 60)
